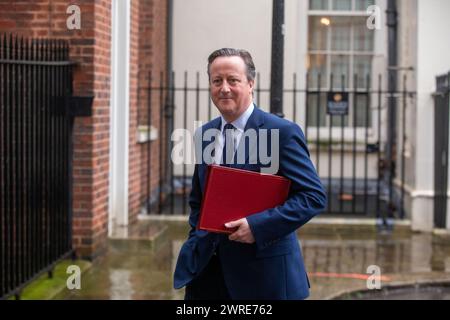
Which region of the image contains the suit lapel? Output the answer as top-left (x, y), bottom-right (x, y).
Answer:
top-left (233, 106), bottom-right (265, 170)
top-left (198, 117), bottom-right (221, 193)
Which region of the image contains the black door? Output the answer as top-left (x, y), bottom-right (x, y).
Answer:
top-left (434, 73), bottom-right (450, 229)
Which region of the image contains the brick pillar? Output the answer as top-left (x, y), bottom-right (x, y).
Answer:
top-left (129, 0), bottom-right (168, 221)
top-left (128, 0), bottom-right (141, 225)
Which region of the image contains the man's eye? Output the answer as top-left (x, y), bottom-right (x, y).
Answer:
top-left (229, 79), bottom-right (238, 84)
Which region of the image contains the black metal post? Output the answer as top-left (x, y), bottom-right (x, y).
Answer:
top-left (270, 0), bottom-right (285, 118)
top-left (376, 75), bottom-right (382, 220)
top-left (147, 72), bottom-right (152, 214)
top-left (165, 0), bottom-right (175, 214)
top-left (386, 0), bottom-right (398, 220)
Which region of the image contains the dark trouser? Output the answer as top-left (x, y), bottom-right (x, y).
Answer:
top-left (184, 254), bottom-right (231, 300)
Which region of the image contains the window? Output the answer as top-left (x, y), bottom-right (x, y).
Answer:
top-left (309, 0), bottom-right (375, 11)
top-left (307, 0), bottom-right (375, 128)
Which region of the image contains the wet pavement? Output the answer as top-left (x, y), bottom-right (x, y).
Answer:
top-left (62, 218), bottom-right (450, 300)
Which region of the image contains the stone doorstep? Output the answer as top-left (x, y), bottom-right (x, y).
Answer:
top-left (432, 228), bottom-right (450, 245)
top-left (433, 228), bottom-right (450, 237)
top-left (300, 219), bottom-right (412, 235)
top-left (108, 224), bottom-right (169, 254)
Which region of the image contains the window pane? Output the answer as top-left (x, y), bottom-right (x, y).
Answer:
top-left (309, 0), bottom-right (328, 10)
top-left (332, 0), bottom-right (351, 10)
top-left (308, 17), bottom-right (329, 50)
top-left (331, 17), bottom-right (351, 51)
top-left (353, 17), bottom-right (374, 51)
top-left (354, 94), bottom-right (371, 127)
top-left (354, 55), bottom-right (372, 88)
top-left (330, 54), bottom-right (350, 88)
top-left (308, 54), bottom-right (327, 88)
top-left (307, 93), bottom-right (327, 127)
top-left (355, 0), bottom-right (375, 11)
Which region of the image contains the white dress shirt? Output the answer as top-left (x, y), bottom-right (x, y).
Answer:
top-left (214, 103), bottom-right (255, 165)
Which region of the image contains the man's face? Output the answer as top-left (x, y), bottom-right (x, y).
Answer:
top-left (209, 56), bottom-right (254, 122)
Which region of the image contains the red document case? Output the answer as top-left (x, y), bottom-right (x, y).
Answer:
top-left (198, 165), bottom-right (291, 234)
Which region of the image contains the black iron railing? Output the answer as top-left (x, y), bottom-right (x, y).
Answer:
top-left (0, 35), bottom-right (75, 299)
top-left (144, 71), bottom-right (414, 224)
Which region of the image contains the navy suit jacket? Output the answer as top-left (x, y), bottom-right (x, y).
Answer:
top-left (173, 106), bottom-right (326, 299)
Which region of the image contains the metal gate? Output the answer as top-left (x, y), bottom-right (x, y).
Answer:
top-left (144, 72), bottom-right (413, 223)
top-left (434, 72), bottom-right (450, 229)
top-left (0, 35), bottom-right (75, 299)
top-left (303, 74), bottom-right (412, 222)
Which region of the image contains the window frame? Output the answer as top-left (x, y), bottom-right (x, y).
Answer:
top-left (309, 0), bottom-right (375, 12)
top-left (307, 0), bottom-right (376, 131)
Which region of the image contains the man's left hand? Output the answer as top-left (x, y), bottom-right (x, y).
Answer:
top-left (225, 218), bottom-right (255, 244)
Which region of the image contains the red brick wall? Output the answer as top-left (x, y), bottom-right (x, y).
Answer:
top-left (0, 0), bottom-right (111, 259)
top-left (88, 0), bottom-right (111, 259)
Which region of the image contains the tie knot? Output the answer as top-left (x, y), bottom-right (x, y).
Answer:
top-left (223, 123), bottom-right (236, 132)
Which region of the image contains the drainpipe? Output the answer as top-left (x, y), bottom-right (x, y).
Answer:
top-left (270, 0), bottom-right (285, 118)
top-left (385, 0), bottom-right (398, 223)
top-left (166, 0), bottom-right (173, 82)
top-left (165, 0), bottom-right (174, 186)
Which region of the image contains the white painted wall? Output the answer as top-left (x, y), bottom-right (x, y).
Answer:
top-left (410, 0), bottom-right (450, 231)
top-left (396, 0), bottom-right (417, 192)
top-left (173, 0), bottom-right (272, 87)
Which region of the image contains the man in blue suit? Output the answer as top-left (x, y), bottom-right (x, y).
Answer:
top-left (174, 48), bottom-right (326, 300)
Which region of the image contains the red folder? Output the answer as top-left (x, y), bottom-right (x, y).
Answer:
top-left (198, 165), bottom-right (291, 234)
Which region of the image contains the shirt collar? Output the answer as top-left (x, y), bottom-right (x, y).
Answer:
top-left (220, 102), bottom-right (254, 132)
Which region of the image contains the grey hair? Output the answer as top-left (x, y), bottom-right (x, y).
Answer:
top-left (207, 48), bottom-right (256, 82)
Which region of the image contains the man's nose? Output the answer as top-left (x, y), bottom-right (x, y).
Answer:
top-left (220, 81), bottom-right (231, 93)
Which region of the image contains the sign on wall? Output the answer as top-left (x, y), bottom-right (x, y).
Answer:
top-left (327, 92), bottom-right (349, 116)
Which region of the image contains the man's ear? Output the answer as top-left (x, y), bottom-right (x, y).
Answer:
top-left (248, 79), bottom-right (255, 93)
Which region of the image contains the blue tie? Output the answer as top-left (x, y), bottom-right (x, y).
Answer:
top-left (222, 123), bottom-right (236, 167)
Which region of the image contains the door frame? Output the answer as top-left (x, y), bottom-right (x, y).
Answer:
top-left (109, 0), bottom-right (131, 235)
